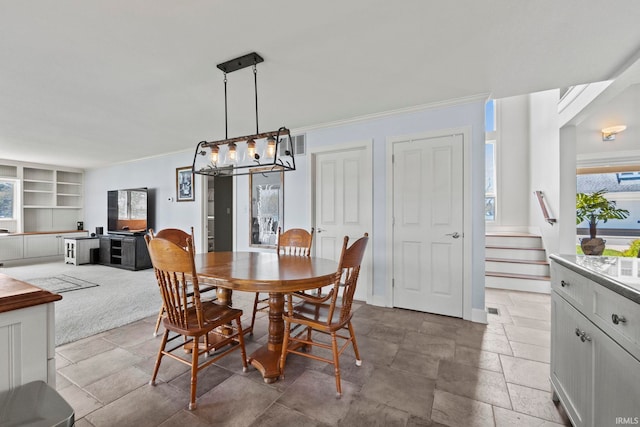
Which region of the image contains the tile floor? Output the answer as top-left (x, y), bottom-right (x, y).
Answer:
top-left (55, 289), bottom-right (570, 427)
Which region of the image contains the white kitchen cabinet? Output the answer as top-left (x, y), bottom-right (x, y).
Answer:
top-left (2, 231), bottom-right (87, 262)
top-left (550, 256), bottom-right (640, 427)
top-left (0, 274), bottom-right (60, 392)
top-left (23, 234), bottom-right (61, 258)
top-left (591, 322), bottom-right (640, 426)
top-left (24, 231), bottom-right (88, 258)
top-left (0, 235), bottom-right (24, 261)
top-left (550, 292), bottom-right (592, 426)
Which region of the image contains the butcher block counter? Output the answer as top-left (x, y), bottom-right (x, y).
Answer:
top-left (0, 273), bottom-right (61, 391)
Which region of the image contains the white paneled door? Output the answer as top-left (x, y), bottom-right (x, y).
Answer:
top-left (392, 133), bottom-right (463, 317)
top-left (313, 143), bottom-right (372, 302)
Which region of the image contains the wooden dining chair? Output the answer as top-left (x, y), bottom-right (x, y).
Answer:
top-left (279, 233), bottom-right (369, 397)
top-left (145, 235), bottom-right (248, 410)
top-left (148, 227), bottom-right (217, 336)
top-left (249, 227), bottom-right (314, 333)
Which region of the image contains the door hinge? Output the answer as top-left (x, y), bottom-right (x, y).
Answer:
top-left (392, 278), bottom-right (395, 288)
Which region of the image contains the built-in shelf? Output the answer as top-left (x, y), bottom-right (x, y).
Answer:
top-left (0, 163), bottom-right (85, 233)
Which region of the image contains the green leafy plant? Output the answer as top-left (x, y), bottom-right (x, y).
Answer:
top-left (576, 189), bottom-right (629, 239)
top-left (621, 239), bottom-right (640, 257)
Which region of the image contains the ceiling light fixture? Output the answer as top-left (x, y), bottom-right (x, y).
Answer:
top-left (601, 125), bottom-right (627, 141)
top-left (192, 52), bottom-right (295, 177)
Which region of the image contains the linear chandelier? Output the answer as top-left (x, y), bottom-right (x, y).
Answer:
top-left (192, 52), bottom-right (295, 177)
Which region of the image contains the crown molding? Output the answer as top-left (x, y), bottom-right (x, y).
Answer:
top-left (290, 93), bottom-right (490, 135)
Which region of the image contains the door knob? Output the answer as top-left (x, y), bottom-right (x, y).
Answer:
top-left (445, 232), bottom-right (460, 239)
top-left (316, 228), bottom-right (326, 233)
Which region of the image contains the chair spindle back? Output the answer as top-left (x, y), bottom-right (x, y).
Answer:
top-left (277, 227), bottom-right (314, 256)
top-left (327, 233), bottom-right (369, 325)
top-left (145, 236), bottom-right (204, 330)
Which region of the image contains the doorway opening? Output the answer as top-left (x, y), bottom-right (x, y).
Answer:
top-left (205, 175), bottom-right (233, 252)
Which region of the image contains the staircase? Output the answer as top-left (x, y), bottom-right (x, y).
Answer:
top-left (485, 233), bottom-right (550, 293)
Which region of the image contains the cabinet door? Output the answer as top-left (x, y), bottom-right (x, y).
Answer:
top-left (551, 292), bottom-right (592, 427)
top-left (0, 235), bottom-right (24, 261)
top-left (57, 232), bottom-right (88, 255)
top-left (121, 237), bottom-right (136, 268)
top-left (23, 234), bottom-right (60, 258)
top-left (99, 237), bottom-right (111, 264)
top-left (592, 325), bottom-right (640, 426)
top-left (0, 304), bottom-right (50, 390)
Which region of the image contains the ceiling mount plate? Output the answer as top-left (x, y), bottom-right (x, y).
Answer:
top-left (217, 52), bottom-right (264, 74)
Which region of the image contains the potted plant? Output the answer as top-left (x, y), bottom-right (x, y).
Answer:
top-left (576, 189), bottom-right (629, 255)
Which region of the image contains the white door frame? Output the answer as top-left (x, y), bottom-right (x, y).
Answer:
top-left (309, 139), bottom-right (374, 304)
top-left (385, 127), bottom-right (473, 321)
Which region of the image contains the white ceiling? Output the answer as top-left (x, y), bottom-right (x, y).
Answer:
top-left (2, 1), bottom-right (640, 169)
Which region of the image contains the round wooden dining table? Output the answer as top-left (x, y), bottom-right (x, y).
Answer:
top-left (193, 251), bottom-right (339, 382)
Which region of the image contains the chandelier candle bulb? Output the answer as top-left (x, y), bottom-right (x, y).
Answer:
top-left (210, 145), bottom-right (219, 164)
top-left (247, 139), bottom-right (257, 160)
top-left (265, 136), bottom-right (276, 159)
top-left (224, 142), bottom-right (238, 165)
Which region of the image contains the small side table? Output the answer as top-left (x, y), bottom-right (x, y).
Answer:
top-left (65, 237), bottom-right (100, 265)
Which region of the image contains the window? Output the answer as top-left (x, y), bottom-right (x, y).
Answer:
top-left (485, 99), bottom-right (497, 222)
top-left (576, 171), bottom-right (640, 231)
top-left (485, 99), bottom-right (496, 132)
top-left (0, 179), bottom-right (17, 219)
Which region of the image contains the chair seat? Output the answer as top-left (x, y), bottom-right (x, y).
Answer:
top-left (288, 301), bottom-right (350, 332)
top-left (163, 301), bottom-right (243, 337)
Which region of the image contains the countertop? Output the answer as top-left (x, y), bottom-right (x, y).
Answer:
top-left (0, 273), bottom-right (62, 313)
top-left (0, 230), bottom-right (87, 237)
top-left (550, 254), bottom-right (640, 305)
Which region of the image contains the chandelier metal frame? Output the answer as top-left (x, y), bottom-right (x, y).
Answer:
top-left (192, 52), bottom-right (295, 177)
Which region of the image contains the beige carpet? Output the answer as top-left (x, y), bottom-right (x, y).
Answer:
top-left (0, 260), bottom-right (161, 346)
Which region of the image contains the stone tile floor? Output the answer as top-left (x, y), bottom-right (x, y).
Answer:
top-left (55, 289), bottom-right (570, 426)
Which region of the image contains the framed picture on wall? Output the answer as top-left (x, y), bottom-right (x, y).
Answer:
top-left (176, 166), bottom-right (195, 202)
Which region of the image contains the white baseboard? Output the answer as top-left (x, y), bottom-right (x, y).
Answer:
top-left (369, 294), bottom-right (387, 307)
top-left (471, 308), bottom-right (487, 324)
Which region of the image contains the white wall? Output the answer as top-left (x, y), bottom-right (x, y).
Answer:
top-left (491, 91), bottom-right (575, 257)
top-left (528, 90), bottom-right (561, 256)
top-left (84, 100), bottom-right (487, 316)
top-left (84, 150), bottom-right (202, 247)
top-left (489, 95), bottom-right (531, 230)
top-left (559, 126), bottom-right (578, 254)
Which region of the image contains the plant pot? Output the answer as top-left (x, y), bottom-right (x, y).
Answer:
top-left (580, 237), bottom-right (606, 256)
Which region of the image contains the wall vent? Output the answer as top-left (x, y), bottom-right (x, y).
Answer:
top-left (290, 134), bottom-right (306, 156)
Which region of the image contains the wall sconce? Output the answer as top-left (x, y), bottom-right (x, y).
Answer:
top-left (602, 125), bottom-right (627, 141)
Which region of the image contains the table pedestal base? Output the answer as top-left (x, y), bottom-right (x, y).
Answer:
top-left (248, 346), bottom-right (282, 383)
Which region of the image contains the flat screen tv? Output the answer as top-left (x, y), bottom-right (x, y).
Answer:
top-left (107, 188), bottom-right (151, 235)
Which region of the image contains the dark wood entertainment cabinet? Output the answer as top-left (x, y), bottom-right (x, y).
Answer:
top-left (99, 234), bottom-right (151, 271)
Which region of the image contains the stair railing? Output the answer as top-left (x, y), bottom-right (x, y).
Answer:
top-left (534, 191), bottom-right (556, 225)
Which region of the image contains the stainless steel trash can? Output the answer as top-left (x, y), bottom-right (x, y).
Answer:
top-left (0, 381), bottom-right (74, 427)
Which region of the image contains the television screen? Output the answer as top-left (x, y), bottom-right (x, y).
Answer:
top-left (107, 188), bottom-right (149, 234)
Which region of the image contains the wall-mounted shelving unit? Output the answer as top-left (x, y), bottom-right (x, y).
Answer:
top-left (0, 162), bottom-right (84, 233)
